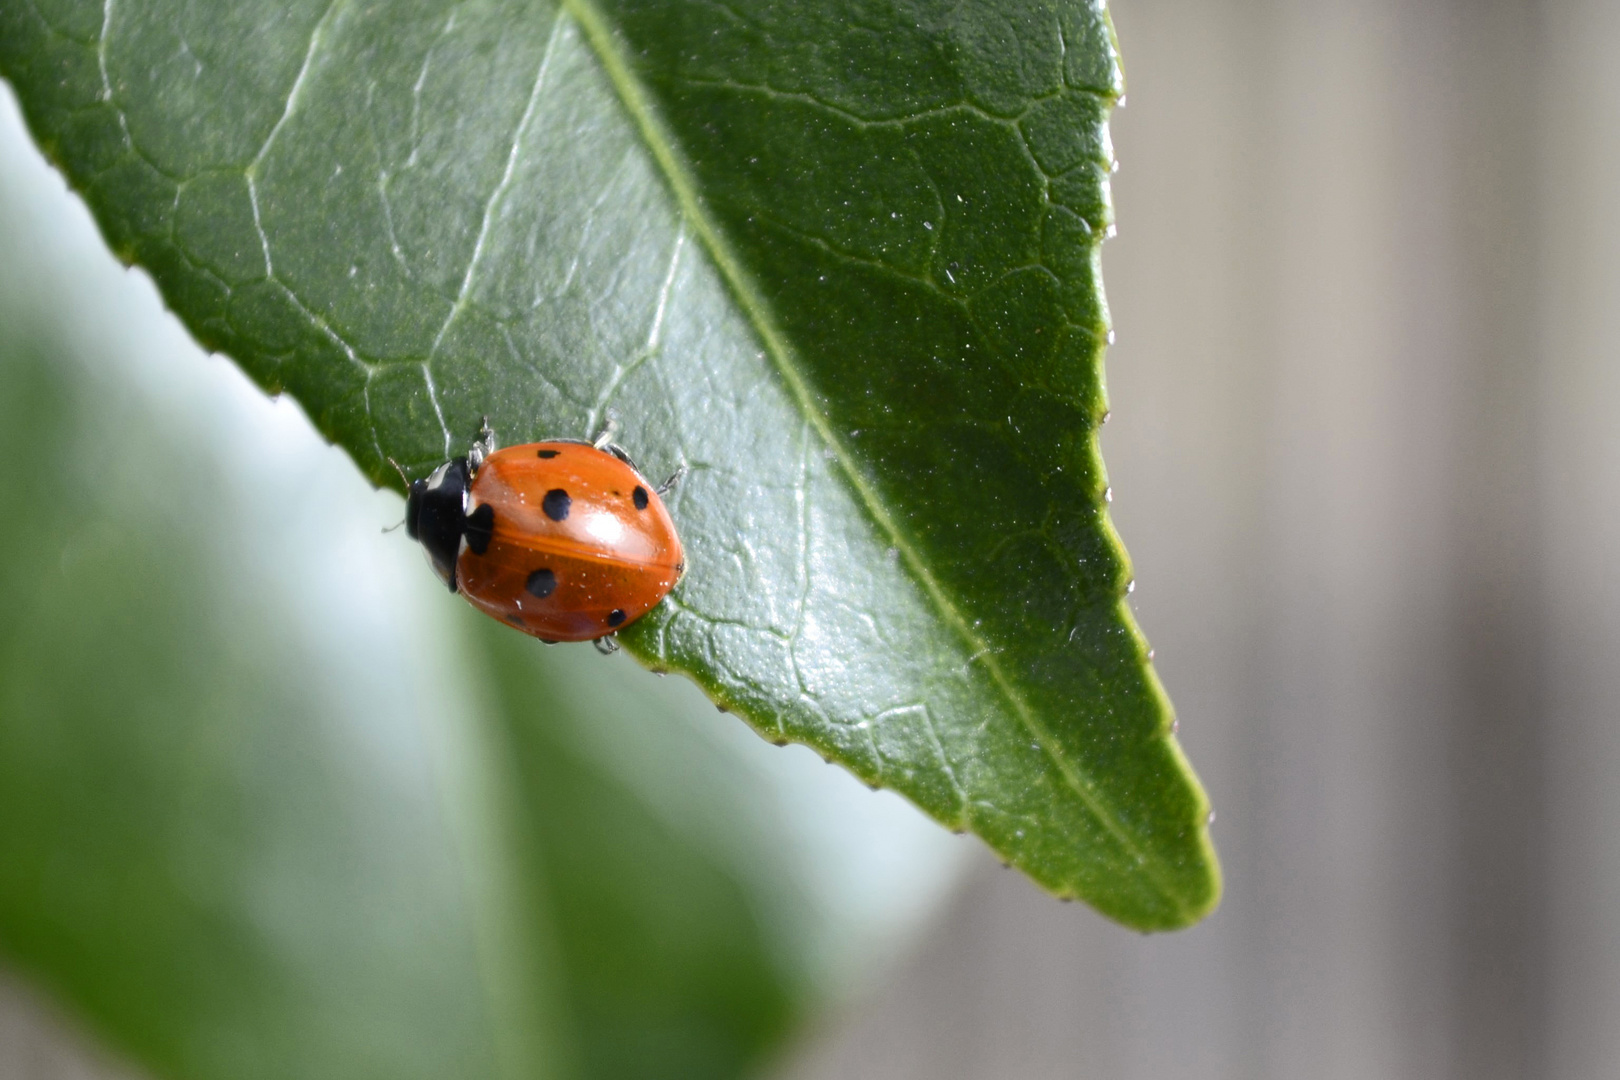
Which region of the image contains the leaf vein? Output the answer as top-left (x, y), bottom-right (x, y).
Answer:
top-left (432, 9), bottom-right (565, 358)
top-left (563, 0), bottom-right (1189, 914)
top-left (244, 0), bottom-right (344, 279)
top-left (588, 225), bottom-right (685, 432)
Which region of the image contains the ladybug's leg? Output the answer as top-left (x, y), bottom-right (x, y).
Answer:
top-left (656, 461), bottom-right (688, 495)
top-left (468, 416), bottom-right (498, 472)
top-left (591, 411), bottom-right (620, 450)
top-left (591, 411), bottom-right (656, 479)
top-left (603, 442), bottom-right (642, 472)
top-left (592, 633), bottom-right (621, 656)
top-left (592, 411), bottom-right (648, 472)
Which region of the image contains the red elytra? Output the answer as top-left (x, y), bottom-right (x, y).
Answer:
top-left (405, 438), bottom-right (684, 644)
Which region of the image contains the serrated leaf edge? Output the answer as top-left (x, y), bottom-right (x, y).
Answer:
top-left (561, 0), bottom-right (1214, 924)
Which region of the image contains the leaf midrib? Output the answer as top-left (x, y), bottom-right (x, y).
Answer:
top-left (558, 0), bottom-right (1192, 915)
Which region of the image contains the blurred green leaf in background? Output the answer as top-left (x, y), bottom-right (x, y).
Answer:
top-left (0, 86), bottom-right (964, 1080)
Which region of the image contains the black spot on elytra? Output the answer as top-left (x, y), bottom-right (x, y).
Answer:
top-left (537, 448), bottom-right (559, 459)
top-left (525, 568), bottom-right (557, 598)
top-left (632, 486), bottom-right (648, 510)
top-left (464, 503), bottom-right (495, 555)
top-left (542, 488), bottom-right (571, 521)
top-left (506, 613), bottom-right (526, 628)
top-left (607, 609), bottom-right (627, 628)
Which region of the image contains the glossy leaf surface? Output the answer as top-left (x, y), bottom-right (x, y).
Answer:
top-left (0, 0), bottom-right (1218, 926)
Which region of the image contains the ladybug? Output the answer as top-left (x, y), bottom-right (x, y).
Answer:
top-left (403, 419), bottom-right (685, 653)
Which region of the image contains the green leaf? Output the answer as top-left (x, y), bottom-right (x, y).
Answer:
top-left (0, 206), bottom-right (807, 1080)
top-left (0, 0), bottom-right (1218, 927)
top-left (480, 623), bottom-right (797, 1079)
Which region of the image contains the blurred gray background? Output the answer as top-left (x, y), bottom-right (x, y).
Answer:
top-left (6, 0), bottom-right (1620, 1076)
top-left (777, 0), bottom-right (1620, 1075)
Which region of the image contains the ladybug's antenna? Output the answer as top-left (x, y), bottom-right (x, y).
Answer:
top-left (383, 458), bottom-right (413, 533)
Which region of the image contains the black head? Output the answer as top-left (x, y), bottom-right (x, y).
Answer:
top-left (405, 458), bottom-right (470, 591)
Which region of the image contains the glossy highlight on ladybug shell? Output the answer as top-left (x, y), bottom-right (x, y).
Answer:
top-left (405, 440), bottom-right (684, 643)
